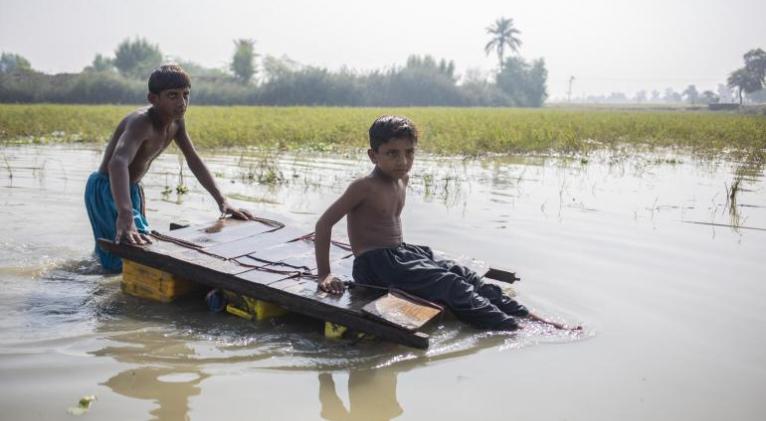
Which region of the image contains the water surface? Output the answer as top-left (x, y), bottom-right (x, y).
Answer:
top-left (0, 144), bottom-right (764, 420)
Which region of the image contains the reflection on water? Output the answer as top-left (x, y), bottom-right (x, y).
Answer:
top-left (0, 144), bottom-right (764, 420)
top-left (319, 370), bottom-right (402, 421)
top-left (104, 366), bottom-right (207, 421)
top-left (726, 154), bottom-right (765, 231)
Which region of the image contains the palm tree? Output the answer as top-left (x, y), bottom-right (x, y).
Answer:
top-left (484, 17), bottom-right (522, 71)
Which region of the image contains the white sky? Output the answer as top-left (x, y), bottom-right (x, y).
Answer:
top-left (1, 0), bottom-right (764, 99)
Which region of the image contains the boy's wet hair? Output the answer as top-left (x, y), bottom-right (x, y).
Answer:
top-left (148, 64), bottom-right (191, 94)
top-left (368, 115), bottom-right (418, 151)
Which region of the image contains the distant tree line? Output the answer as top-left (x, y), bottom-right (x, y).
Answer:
top-left (572, 47), bottom-right (766, 105)
top-left (0, 19), bottom-right (548, 107)
top-left (579, 84), bottom-right (736, 105)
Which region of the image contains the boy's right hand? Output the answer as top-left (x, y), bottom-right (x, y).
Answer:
top-left (318, 274), bottom-right (346, 295)
top-left (115, 214), bottom-right (152, 245)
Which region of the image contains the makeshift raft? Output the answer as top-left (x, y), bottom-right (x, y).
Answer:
top-left (99, 217), bottom-right (519, 349)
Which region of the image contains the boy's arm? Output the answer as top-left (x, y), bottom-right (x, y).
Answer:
top-left (315, 179), bottom-right (367, 295)
top-left (108, 120), bottom-right (152, 245)
top-left (174, 120), bottom-right (251, 220)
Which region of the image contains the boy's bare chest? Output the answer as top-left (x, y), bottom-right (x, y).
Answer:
top-left (136, 126), bottom-right (177, 160)
top-left (362, 186), bottom-right (406, 218)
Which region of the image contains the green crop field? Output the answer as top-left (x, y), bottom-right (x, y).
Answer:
top-left (1, 104), bottom-right (764, 156)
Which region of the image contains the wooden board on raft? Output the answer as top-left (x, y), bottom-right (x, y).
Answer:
top-left (100, 218), bottom-right (519, 349)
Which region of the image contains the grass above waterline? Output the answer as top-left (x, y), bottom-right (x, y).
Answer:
top-left (1, 104), bottom-right (764, 156)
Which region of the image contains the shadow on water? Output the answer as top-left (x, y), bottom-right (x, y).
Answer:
top-left (104, 366), bottom-right (208, 421)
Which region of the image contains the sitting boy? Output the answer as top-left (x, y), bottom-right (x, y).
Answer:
top-left (85, 64), bottom-right (251, 272)
top-left (314, 115), bottom-right (532, 331)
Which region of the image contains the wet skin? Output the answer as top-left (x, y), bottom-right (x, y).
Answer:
top-left (313, 137), bottom-right (582, 331)
top-left (99, 87), bottom-right (251, 245)
top-left (314, 137), bottom-right (416, 295)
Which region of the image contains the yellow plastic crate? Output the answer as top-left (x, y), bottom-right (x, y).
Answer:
top-left (323, 322), bottom-right (371, 341)
top-left (121, 260), bottom-right (200, 302)
top-left (324, 322), bottom-right (348, 339)
top-left (223, 290), bottom-right (289, 321)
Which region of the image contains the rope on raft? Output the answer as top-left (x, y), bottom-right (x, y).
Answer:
top-left (148, 215), bottom-right (355, 281)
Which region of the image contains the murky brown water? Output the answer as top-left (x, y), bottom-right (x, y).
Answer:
top-left (1, 144), bottom-right (764, 420)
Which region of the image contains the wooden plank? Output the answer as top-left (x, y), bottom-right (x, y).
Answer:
top-left (484, 267), bottom-right (519, 284)
top-left (235, 255), bottom-right (312, 275)
top-left (166, 248), bottom-right (253, 275)
top-left (248, 239), bottom-right (350, 273)
top-left (269, 276), bottom-right (314, 292)
top-left (202, 226), bottom-right (305, 259)
top-left (251, 240), bottom-right (314, 262)
top-left (269, 276), bottom-right (383, 313)
top-left (235, 267), bottom-right (293, 286)
top-left (158, 218), bottom-right (277, 247)
top-left (142, 238), bottom-right (192, 256)
top-left (99, 238), bottom-right (429, 348)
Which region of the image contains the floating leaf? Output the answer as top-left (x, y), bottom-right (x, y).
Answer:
top-left (66, 395), bottom-right (96, 416)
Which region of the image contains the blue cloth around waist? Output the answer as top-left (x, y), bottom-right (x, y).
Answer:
top-left (84, 171), bottom-right (149, 272)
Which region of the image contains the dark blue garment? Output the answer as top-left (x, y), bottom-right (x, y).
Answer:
top-left (352, 243), bottom-right (527, 330)
top-left (84, 171), bottom-right (150, 273)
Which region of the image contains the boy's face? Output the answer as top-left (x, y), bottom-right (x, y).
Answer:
top-left (149, 87), bottom-right (190, 120)
top-left (369, 137), bottom-right (416, 180)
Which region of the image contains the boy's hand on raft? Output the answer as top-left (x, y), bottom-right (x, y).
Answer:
top-left (115, 214), bottom-right (152, 245)
top-left (219, 200), bottom-right (253, 220)
top-left (319, 274), bottom-right (346, 295)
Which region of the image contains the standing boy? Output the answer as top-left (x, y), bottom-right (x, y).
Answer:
top-left (314, 115), bottom-right (532, 331)
top-left (85, 64), bottom-right (251, 272)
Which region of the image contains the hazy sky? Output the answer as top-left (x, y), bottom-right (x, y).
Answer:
top-left (1, 0), bottom-right (764, 99)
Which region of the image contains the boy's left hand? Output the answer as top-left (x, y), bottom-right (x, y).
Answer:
top-left (319, 274), bottom-right (346, 295)
top-left (219, 200), bottom-right (253, 220)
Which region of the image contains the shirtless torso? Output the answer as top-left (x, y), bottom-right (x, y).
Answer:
top-left (99, 89), bottom-right (251, 245)
top-left (98, 107), bottom-right (179, 183)
top-left (315, 136), bottom-right (416, 294)
top-left (345, 170), bottom-right (408, 256)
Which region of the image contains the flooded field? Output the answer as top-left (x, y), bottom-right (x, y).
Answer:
top-left (0, 144), bottom-right (764, 420)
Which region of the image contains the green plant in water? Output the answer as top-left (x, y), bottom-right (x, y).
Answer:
top-left (176, 155), bottom-right (188, 195)
top-left (422, 173), bottom-right (434, 198)
top-left (258, 165), bottom-right (284, 185)
top-left (160, 173), bottom-right (172, 198)
top-left (1, 151), bottom-right (12, 180)
top-left (240, 156), bottom-right (285, 185)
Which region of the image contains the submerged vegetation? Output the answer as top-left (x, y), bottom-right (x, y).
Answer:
top-left (0, 104), bottom-right (764, 156)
